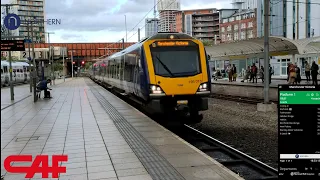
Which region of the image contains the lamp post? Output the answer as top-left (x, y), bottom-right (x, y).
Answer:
top-left (68, 50), bottom-right (76, 78)
top-left (44, 32), bottom-right (55, 84)
top-left (125, 15), bottom-right (127, 42)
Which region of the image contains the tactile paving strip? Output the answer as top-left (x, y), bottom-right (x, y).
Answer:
top-left (87, 81), bottom-right (185, 180)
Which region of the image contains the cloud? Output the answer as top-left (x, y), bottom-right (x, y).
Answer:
top-left (1, 0), bottom-right (233, 42)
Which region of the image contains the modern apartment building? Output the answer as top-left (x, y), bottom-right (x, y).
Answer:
top-left (232, 0), bottom-right (258, 10)
top-left (145, 18), bottom-right (159, 38)
top-left (175, 8), bottom-right (219, 42)
top-left (157, 0), bottom-right (181, 32)
top-left (220, 9), bottom-right (257, 43)
top-left (257, 0), bottom-right (320, 39)
top-left (9, 0), bottom-right (46, 43)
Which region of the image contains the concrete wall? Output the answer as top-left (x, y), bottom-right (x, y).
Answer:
top-left (211, 83), bottom-right (278, 101)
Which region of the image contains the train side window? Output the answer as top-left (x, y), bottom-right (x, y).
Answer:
top-left (1, 69), bottom-right (3, 74)
top-left (20, 69), bottom-right (23, 73)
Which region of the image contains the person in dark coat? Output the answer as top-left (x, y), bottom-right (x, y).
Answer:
top-left (311, 61), bottom-right (319, 85)
top-left (37, 79), bottom-right (52, 98)
top-left (294, 64), bottom-right (301, 84)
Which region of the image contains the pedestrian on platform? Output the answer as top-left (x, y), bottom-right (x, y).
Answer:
top-left (241, 66), bottom-right (251, 82)
top-left (259, 66), bottom-right (264, 82)
top-left (311, 61), bottom-right (319, 85)
top-left (305, 61), bottom-right (311, 83)
top-left (269, 64), bottom-right (274, 84)
top-left (287, 63), bottom-right (291, 82)
top-left (232, 64), bottom-right (237, 81)
top-left (227, 64), bottom-right (232, 82)
top-left (294, 64), bottom-right (301, 84)
top-left (288, 63), bottom-right (296, 84)
top-left (36, 79), bottom-right (52, 98)
top-left (250, 63), bottom-right (257, 83)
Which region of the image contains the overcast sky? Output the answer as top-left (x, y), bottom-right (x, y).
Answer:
top-left (1, 0), bottom-right (232, 43)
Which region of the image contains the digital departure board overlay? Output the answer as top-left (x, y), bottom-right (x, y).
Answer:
top-left (278, 85), bottom-right (320, 179)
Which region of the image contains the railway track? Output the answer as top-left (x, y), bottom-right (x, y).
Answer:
top-left (171, 125), bottom-right (279, 180)
top-left (90, 77), bottom-right (279, 180)
top-left (211, 94), bottom-right (278, 104)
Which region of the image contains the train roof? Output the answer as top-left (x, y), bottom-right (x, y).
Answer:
top-left (1, 60), bottom-right (33, 67)
top-left (105, 32), bottom-right (194, 61)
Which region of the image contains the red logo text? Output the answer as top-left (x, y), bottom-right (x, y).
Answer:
top-left (4, 155), bottom-right (68, 178)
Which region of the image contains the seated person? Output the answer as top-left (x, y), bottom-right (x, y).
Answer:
top-left (37, 79), bottom-right (52, 98)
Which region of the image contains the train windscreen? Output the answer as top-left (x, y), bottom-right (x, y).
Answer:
top-left (150, 41), bottom-right (201, 77)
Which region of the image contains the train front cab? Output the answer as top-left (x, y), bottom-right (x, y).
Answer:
top-left (143, 36), bottom-right (210, 121)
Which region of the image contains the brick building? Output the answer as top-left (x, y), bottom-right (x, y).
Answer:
top-left (175, 8), bottom-right (219, 42)
top-left (220, 9), bottom-right (257, 43)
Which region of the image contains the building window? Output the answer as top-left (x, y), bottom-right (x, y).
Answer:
top-left (229, 17), bottom-right (235, 22)
top-left (248, 22), bottom-right (253, 28)
top-left (236, 15), bottom-right (241, 21)
top-left (234, 32), bottom-right (239, 40)
top-left (222, 19), bottom-right (228, 23)
top-left (222, 34), bottom-right (226, 41)
top-left (248, 30), bottom-right (253, 38)
top-left (241, 31), bottom-right (246, 39)
top-left (227, 33), bottom-right (232, 41)
top-left (234, 24), bottom-right (238, 30)
top-left (251, 13), bottom-right (255, 18)
top-left (227, 25), bottom-right (231, 31)
top-left (221, 27), bottom-right (225, 32)
top-left (241, 23), bottom-right (246, 29)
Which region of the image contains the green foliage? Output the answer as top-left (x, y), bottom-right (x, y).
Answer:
top-left (53, 63), bottom-right (63, 71)
top-left (1, 56), bottom-right (7, 60)
top-left (202, 40), bottom-right (213, 46)
top-left (85, 62), bottom-right (93, 69)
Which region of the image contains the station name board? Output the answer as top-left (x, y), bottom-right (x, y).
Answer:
top-left (156, 41), bottom-right (189, 46)
top-left (1, 40), bottom-right (25, 51)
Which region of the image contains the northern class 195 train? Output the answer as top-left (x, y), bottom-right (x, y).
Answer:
top-left (89, 33), bottom-right (211, 123)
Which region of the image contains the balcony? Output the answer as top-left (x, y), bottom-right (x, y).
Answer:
top-left (193, 28), bottom-right (216, 33)
top-left (193, 33), bottom-right (214, 38)
top-left (193, 18), bottom-right (214, 22)
top-left (193, 23), bottom-right (216, 27)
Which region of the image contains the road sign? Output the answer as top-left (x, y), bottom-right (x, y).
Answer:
top-left (24, 39), bottom-right (32, 43)
top-left (4, 14), bottom-right (21, 30)
top-left (1, 40), bottom-right (25, 51)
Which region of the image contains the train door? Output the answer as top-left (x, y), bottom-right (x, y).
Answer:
top-left (133, 56), bottom-right (141, 96)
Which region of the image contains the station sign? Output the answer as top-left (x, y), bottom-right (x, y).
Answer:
top-left (1, 40), bottom-right (25, 51)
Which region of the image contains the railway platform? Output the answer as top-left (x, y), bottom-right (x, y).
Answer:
top-left (211, 78), bottom-right (318, 101)
top-left (1, 78), bottom-right (242, 180)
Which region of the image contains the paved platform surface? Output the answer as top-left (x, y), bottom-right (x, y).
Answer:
top-left (1, 79), bottom-right (72, 110)
top-left (1, 78), bottom-right (242, 180)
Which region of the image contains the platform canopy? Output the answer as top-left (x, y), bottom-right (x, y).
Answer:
top-left (205, 36), bottom-right (320, 60)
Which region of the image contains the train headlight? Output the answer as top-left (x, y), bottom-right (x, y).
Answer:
top-left (150, 85), bottom-right (163, 94)
top-left (198, 82), bottom-right (208, 91)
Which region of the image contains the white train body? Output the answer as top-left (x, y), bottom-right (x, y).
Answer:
top-left (1, 61), bottom-right (32, 86)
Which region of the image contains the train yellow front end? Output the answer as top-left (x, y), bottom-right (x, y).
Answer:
top-left (143, 33), bottom-right (211, 122)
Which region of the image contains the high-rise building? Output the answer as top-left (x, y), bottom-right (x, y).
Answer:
top-left (145, 18), bottom-right (159, 38)
top-left (175, 8), bottom-right (219, 42)
top-left (157, 0), bottom-right (181, 32)
top-left (232, 0), bottom-right (258, 10)
top-left (9, 0), bottom-right (46, 43)
top-left (257, 0), bottom-right (320, 39)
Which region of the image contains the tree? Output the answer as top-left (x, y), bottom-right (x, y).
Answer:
top-left (1, 56), bottom-right (7, 60)
top-left (202, 40), bottom-right (213, 46)
top-left (85, 62), bottom-right (93, 69)
top-left (53, 63), bottom-right (63, 71)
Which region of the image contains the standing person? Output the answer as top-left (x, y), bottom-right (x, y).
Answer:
top-left (269, 64), bottom-right (274, 84)
top-left (305, 61), bottom-right (311, 83)
top-left (232, 64), bottom-right (237, 81)
top-left (287, 62), bottom-right (291, 82)
top-left (294, 64), bottom-right (301, 84)
top-left (311, 61), bottom-right (319, 85)
top-left (250, 63), bottom-right (257, 83)
top-left (288, 63), bottom-right (296, 84)
top-left (259, 66), bottom-right (264, 82)
top-left (227, 64), bottom-right (232, 82)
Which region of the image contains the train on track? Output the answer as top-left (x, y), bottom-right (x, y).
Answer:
top-left (1, 60), bottom-right (32, 87)
top-left (88, 33), bottom-right (211, 123)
